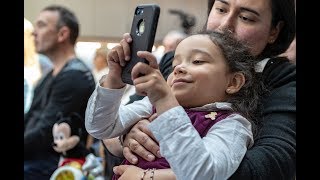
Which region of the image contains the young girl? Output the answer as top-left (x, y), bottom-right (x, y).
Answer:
top-left (85, 31), bottom-right (262, 180)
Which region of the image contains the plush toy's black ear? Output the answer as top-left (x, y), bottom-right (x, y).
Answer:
top-left (55, 112), bottom-right (65, 124)
top-left (54, 112), bottom-right (86, 140)
top-left (55, 112), bottom-right (70, 125)
top-left (70, 112), bottom-right (83, 125)
top-left (69, 112), bottom-right (85, 137)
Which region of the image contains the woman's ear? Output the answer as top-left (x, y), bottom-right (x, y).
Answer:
top-left (226, 72), bottom-right (245, 94)
top-left (268, 21), bottom-right (284, 44)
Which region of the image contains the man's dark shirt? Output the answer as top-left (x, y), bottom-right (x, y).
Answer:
top-left (24, 58), bottom-right (96, 160)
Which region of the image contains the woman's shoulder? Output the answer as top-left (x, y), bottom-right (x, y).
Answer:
top-left (263, 57), bottom-right (296, 75)
top-left (261, 57), bottom-right (296, 89)
top-left (260, 57), bottom-right (296, 113)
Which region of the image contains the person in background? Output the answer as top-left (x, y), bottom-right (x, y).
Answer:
top-left (24, 18), bottom-right (42, 88)
top-left (24, 18), bottom-right (53, 114)
top-left (24, 5), bottom-right (95, 180)
top-left (162, 30), bottom-right (187, 54)
top-left (38, 54), bottom-right (53, 77)
top-left (90, 0), bottom-right (296, 179)
top-left (24, 18), bottom-right (41, 114)
top-left (24, 78), bottom-right (33, 114)
top-left (92, 46), bottom-right (110, 83)
top-left (85, 30), bottom-right (264, 180)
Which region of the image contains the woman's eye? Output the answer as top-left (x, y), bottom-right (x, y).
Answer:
top-left (215, 7), bottom-right (225, 13)
top-left (239, 15), bottom-right (254, 22)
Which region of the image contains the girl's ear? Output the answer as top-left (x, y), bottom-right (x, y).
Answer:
top-left (226, 72), bottom-right (245, 94)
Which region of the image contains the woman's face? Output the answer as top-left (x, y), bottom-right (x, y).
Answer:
top-left (207, 0), bottom-right (279, 56)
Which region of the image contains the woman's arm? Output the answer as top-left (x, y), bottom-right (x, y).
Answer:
top-left (229, 59), bottom-right (296, 180)
top-left (101, 114), bottom-right (160, 162)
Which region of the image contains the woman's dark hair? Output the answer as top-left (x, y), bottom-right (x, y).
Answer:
top-left (207, 0), bottom-right (295, 59)
top-left (198, 30), bottom-right (264, 130)
top-left (43, 5), bottom-right (79, 45)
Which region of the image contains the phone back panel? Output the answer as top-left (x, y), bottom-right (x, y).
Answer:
top-left (121, 4), bottom-right (160, 84)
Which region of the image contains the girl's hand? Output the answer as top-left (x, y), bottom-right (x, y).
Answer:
top-left (132, 51), bottom-right (179, 114)
top-left (131, 51), bottom-right (171, 104)
top-left (102, 33), bottom-right (132, 89)
top-left (113, 165), bottom-right (144, 180)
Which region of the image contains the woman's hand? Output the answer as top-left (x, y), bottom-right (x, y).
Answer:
top-left (123, 115), bottom-right (161, 164)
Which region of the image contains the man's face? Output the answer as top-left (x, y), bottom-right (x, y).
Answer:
top-left (33, 10), bottom-right (60, 55)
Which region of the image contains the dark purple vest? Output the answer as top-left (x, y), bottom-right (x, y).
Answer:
top-left (113, 109), bottom-right (232, 180)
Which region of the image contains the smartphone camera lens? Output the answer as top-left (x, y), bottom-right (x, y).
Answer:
top-left (135, 8), bottom-right (144, 15)
top-left (136, 19), bottom-right (145, 36)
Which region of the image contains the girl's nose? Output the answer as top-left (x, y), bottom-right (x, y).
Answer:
top-left (173, 64), bottom-right (187, 75)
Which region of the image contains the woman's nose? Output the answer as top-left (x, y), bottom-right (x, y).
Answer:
top-left (218, 16), bottom-right (235, 34)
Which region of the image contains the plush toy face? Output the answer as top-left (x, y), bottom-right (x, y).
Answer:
top-left (53, 122), bottom-right (71, 142)
top-left (52, 122), bottom-right (80, 154)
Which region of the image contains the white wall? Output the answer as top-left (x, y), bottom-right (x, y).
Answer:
top-left (24, 0), bottom-right (208, 43)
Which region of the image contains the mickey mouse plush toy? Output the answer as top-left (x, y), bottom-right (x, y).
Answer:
top-left (50, 112), bottom-right (91, 180)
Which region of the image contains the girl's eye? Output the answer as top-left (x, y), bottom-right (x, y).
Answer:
top-left (193, 60), bottom-right (203, 64)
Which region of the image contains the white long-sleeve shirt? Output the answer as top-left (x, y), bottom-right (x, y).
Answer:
top-left (85, 84), bottom-right (254, 180)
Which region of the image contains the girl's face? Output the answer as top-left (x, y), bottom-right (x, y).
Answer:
top-left (168, 35), bottom-right (231, 108)
top-left (207, 0), bottom-right (279, 56)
